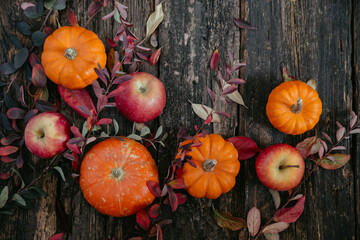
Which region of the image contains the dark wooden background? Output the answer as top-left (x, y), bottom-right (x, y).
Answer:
top-left (1, 0), bottom-right (359, 239)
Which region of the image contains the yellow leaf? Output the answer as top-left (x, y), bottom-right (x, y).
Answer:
top-left (190, 102), bottom-right (220, 123)
top-left (146, 3), bottom-right (164, 38)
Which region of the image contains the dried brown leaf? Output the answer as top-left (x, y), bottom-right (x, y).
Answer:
top-left (263, 222), bottom-right (289, 234)
top-left (190, 102), bottom-right (220, 123)
top-left (213, 206), bottom-right (247, 231)
top-left (146, 3), bottom-right (164, 38)
top-left (247, 207), bottom-right (261, 236)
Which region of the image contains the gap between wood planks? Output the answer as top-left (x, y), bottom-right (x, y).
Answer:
top-left (351, 0), bottom-right (359, 239)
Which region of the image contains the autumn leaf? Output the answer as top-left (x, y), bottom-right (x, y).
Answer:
top-left (66, 8), bottom-right (78, 26)
top-left (319, 153), bottom-right (350, 170)
top-left (190, 102), bottom-right (220, 123)
top-left (263, 222), bottom-right (289, 234)
top-left (210, 49), bottom-right (219, 70)
top-left (269, 189), bottom-right (281, 209)
top-left (307, 79), bottom-right (317, 91)
top-left (213, 206), bottom-right (247, 231)
top-left (0, 146), bottom-right (19, 156)
top-left (136, 210), bottom-right (150, 230)
top-left (234, 18), bottom-right (257, 29)
top-left (49, 233), bottom-right (65, 240)
top-left (150, 47), bottom-right (162, 65)
top-left (223, 83), bottom-right (245, 106)
top-left (168, 178), bottom-right (186, 189)
top-left (264, 233), bottom-right (280, 240)
top-left (58, 86), bottom-right (96, 119)
top-left (295, 136), bottom-right (321, 159)
top-left (274, 196), bottom-right (305, 223)
top-left (146, 2), bottom-right (164, 38)
top-left (282, 66), bottom-right (298, 82)
top-left (147, 180), bottom-right (161, 197)
top-left (32, 64), bottom-right (46, 88)
top-left (226, 136), bottom-right (261, 160)
top-left (247, 207), bottom-right (261, 237)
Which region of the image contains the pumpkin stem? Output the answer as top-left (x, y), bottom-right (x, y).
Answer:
top-left (279, 165), bottom-right (300, 169)
top-left (110, 167), bottom-right (126, 181)
top-left (291, 97), bottom-right (303, 114)
top-left (202, 159), bottom-right (217, 172)
top-left (64, 47), bottom-right (77, 60)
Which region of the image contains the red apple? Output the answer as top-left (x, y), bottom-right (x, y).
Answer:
top-left (24, 112), bottom-right (71, 158)
top-left (115, 72), bottom-right (166, 123)
top-left (255, 143), bottom-right (305, 191)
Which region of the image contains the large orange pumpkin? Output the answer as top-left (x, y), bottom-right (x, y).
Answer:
top-left (41, 26), bottom-right (107, 89)
top-left (266, 80), bottom-right (322, 135)
top-left (80, 137), bottom-right (158, 217)
top-left (176, 134), bottom-right (240, 199)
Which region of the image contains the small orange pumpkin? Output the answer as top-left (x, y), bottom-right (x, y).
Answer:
top-left (176, 134), bottom-right (240, 199)
top-left (266, 80), bottom-right (322, 135)
top-left (80, 138), bottom-right (158, 217)
top-left (41, 26), bottom-right (107, 89)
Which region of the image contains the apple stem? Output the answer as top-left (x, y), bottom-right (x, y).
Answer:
top-left (279, 164), bottom-right (300, 169)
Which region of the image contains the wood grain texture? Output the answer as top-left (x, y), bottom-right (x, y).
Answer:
top-left (0, 0), bottom-right (359, 239)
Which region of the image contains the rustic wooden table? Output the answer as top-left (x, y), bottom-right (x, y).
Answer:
top-left (0, 0), bottom-right (359, 239)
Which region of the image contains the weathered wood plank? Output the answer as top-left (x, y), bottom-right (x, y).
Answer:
top-left (158, 0), bottom-right (242, 239)
top-left (242, 0), bottom-right (355, 239)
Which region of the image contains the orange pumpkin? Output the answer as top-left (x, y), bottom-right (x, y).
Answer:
top-left (41, 26), bottom-right (107, 89)
top-left (80, 138), bottom-right (158, 217)
top-left (266, 80), bottom-right (322, 135)
top-left (176, 134), bottom-right (240, 199)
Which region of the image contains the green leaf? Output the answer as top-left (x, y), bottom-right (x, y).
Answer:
top-left (113, 8), bottom-right (121, 23)
top-left (0, 186), bottom-right (9, 209)
top-left (44, 0), bottom-right (56, 9)
top-left (113, 119), bottom-right (119, 135)
top-left (155, 126), bottom-right (163, 139)
top-left (100, 132), bottom-right (109, 138)
top-left (319, 153), bottom-right (351, 170)
top-left (11, 193), bottom-right (26, 207)
top-left (127, 134), bottom-right (142, 141)
top-left (32, 31), bottom-right (47, 46)
top-left (213, 206), bottom-right (247, 231)
top-left (54, 166), bottom-right (66, 182)
top-left (82, 121), bottom-right (88, 137)
top-left (11, 168), bottom-right (25, 188)
top-left (24, 6), bottom-right (40, 19)
top-left (53, 0), bottom-right (66, 10)
top-left (0, 210), bottom-right (14, 215)
top-left (0, 63), bottom-right (17, 75)
top-left (29, 186), bottom-right (48, 197)
top-left (140, 127), bottom-right (151, 137)
top-left (16, 22), bottom-right (32, 36)
top-left (14, 48), bottom-right (29, 69)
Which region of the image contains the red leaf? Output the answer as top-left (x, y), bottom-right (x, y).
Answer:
top-left (222, 85), bottom-right (238, 95)
top-left (147, 180), bottom-right (161, 197)
top-left (44, 27), bottom-right (53, 36)
top-left (113, 75), bottom-right (132, 85)
top-left (1, 156), bottom-right (16, 163)
top-left (58, 86), bottom-right (96, 119)
top-left (6, 108), bottom-right (26, 120)
top-left (1, 134), bottom-right (21, 146)
top-left (234, 18), bottom-right (257, 29)
top-left (66, 142), bottom-right (81, 155)
top-left (49, 233), bottom-right (65, 240)
top-left (155, 224), bottom-right (163, 240)
top-left (322, 132), bottom-right (333, 144)
top-left (282, 66), bottom-right (298, 82)
top-left (319, 153), bottom-right (351, 170)
top-left (148, 204), bottom-right (160, 218)
top-left (32, 64), bottom-right (46, 88)
top-left (168, 178), bottom-right (186, 189)
top-left (149, 48), bottom-right (162, 65)
top-left (0, 146), bottom-right (18, 156)
top-left (336, 127), bottom-right (346, 142)
top-left (0, 173), bottom-right (10, 180)
top-left (16, 155), bottom-right (23, 168)
top-left (247, 207), bottom-right (261, 237)
top-left (227, 78), bottom-right (245, 85)
top-left (226, 136), bottom-right (261, 160)
top-left (107, 37), bottom-right (116, 47)
top-left (215, 111), bottom-right (231, 119)
top-left (70, 126), bottom-right (82, 138)
top-left (66, 8), bottom-right (78, 27)
top-left (167, 186), bottom-right (178, 212)
top-left (24, 109), bottom-right (38, 123)
top-left (108, 88), bottom-right (124, 98)
top-left (176, 193), bottom-right (187, 205)
top-left (274, 196), bottom-right (305, 223)
top-left (295, 136), bottom-right (321, 159)
top-left (95, 118), bottom-right (112, 126)
top-left (29, 53), bottom-right (41, 67)
top-left (210, 49), bottom-right (219, 70)
top-left (204, 115), bottom-right (212, 125)
top-left (136, 210), bottom-right (150, 230)
top-left (88, 0), bottom-right (102, 17)
top-left (71, 153), bottom-right (79, 171)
